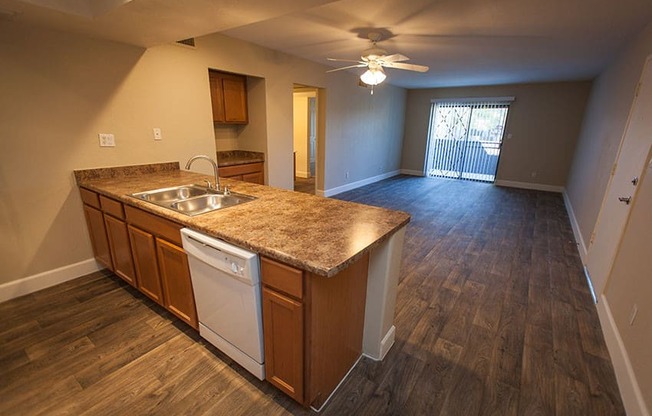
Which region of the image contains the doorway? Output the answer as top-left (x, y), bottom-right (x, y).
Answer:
top-left (293, 86), bottom-right (319, 194)
top-left (425, 98), bottom-right (512, 183)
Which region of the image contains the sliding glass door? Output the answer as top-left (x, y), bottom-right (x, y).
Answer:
top-left (426, 99), bottom-right (511, 183)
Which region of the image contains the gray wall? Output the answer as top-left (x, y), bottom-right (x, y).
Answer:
top-left (566, 22), bottom-right (652, 248)
top-left (401, 82), bottom-right (592, 187)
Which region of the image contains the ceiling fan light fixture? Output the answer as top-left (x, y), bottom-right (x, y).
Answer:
top-left (360, 67), bottom-right (386, 86)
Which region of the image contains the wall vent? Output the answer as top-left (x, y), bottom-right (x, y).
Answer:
top-left (176, 38), bottom-right (196, 48)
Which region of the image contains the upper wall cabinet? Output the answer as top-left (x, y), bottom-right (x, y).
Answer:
top-left (209, 70), bottom-right (248, 124)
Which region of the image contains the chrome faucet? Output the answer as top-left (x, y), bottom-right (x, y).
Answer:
top-left (185, 155), bottom-right (220, 191)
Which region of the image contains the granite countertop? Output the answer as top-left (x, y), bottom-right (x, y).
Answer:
top-left (216, 150), bottom-right (265, 167)
top-left (75, 163), bottom-right (410, 277)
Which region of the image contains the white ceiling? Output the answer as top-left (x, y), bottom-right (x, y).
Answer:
top-left (2, 0), bottom-right (652, 88)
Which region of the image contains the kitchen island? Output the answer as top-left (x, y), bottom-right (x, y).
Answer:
top-left (75, 162), bottom-right (409, 410)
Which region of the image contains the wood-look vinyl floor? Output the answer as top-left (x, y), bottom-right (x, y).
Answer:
top-left (0, 175), bottom-right (624, 415)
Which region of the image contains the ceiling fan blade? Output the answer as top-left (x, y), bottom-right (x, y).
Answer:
top-left (327, 58), bottom-right (365, 64)
top-left (326, 64), bottom-right (367, 73)
top-left (380, 53), bottom-right (409, 63)
top-left (382, 62), bottom-right (429, 72)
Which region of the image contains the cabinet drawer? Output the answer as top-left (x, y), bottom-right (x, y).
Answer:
top-left (99, 195), bottom-right (125, 219)
top-left (80, 187), bottom-right (100, 208)
top-left (219, 162), bottom-right (264, 177)
top-left (125, 205), bottom-right (182, 246)
top-left (261, 257), bottom-right (303, 300)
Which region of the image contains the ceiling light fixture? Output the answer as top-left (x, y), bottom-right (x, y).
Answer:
top-left (360, 64), bottom-right (386, 86)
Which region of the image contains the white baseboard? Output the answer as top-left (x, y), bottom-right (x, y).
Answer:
top-left (0, 258), bottom-right (102, 304)
top-left (400, 169), bottom-right (424, 176)
top-left (597, 295), bottom-right (650, 416)
top-left (363, 325), bottom-right (396, 362)
top-left (563, 190), bottom-right (589, 263)
top-left (320, 170), bottom-right (400, 197)
top-left (494, 179), bottom-right (564, 193)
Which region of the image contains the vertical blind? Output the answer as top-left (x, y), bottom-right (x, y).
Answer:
top-left (426, 98), bottom-right (512, 182)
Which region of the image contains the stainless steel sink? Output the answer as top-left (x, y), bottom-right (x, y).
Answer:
top-left (131, 185), bottom-right (254, 216)
top-left (171, 193), bottom-right (255, 216)
top-left (132, 184), bottom-right (209, 203)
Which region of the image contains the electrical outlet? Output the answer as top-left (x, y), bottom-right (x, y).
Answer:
top-left (345, 171), bottom-right (350, 179)
top-left (153, 128), bottom-right (162, 141)
top-left (629, 304), bottom-right (639, 325)
top-left (531, 171), bottom-right (537, 178)
top-left (98, 133), bottom-right (115, 147)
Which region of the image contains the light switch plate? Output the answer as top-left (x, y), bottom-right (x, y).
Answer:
top-left (98, 133), bottom-right (115, 147)
top-left (153, 128), bottom-right (162, 141)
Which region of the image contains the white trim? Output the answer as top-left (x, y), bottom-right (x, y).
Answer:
top-left (494, 179), bottom-right (564, 193)
top-left (363, 325), bottom-right (396, 362)
top-left (320, 170), bottom-right (400, 197)
top-left (400, 169), bottom-right (425, 176)
top-left (431, 96), bottom-right (515, 104)
top-left (0, 258), bottom-right (102, 303)
top-left (563, 190), bottom-right (589, 263)
top-left (597, 295), bottom-right (650, 416)
top-left (310, 355), bottom-right (363, 413)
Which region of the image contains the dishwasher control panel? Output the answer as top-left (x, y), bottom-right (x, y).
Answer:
top-left (180, 228), bottom-right (260, 285)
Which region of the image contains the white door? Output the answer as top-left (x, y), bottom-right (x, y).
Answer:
top-left (586, 55), bottom-right (652, 298)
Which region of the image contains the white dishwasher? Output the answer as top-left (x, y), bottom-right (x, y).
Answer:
top-left (180, 228), bottom-right (265, 380)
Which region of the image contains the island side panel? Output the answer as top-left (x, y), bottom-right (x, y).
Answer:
top-left (305, 252), bottom-right (369, 410)
top-left (363, 226), bottom-right (406, 360)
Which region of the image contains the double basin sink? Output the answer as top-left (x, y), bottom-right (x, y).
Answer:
top-left (131, 184), bottom-right (255, 216)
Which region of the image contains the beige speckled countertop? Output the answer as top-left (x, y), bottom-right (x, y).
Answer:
top-left (216, 150), bottom-right (265, 167)
top-left (76, 164), bottom-right (410, 277)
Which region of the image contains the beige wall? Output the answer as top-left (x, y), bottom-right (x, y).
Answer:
top-left (566, 22), bottom-right (652, 247)
top-left (604, 152), bottom-right (652, 411)
top-left (401, 82), bottom-right (592, 186)
top-left (0, 22), bottom-right (406, 285)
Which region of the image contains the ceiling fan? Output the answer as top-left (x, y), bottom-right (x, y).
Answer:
top-left (326, 32), bottom-right (429, 87)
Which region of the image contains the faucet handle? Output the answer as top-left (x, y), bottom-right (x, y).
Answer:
top-left (223, 185), bottom-right (231, 195)
top-left (203, 179), bottom-right (213, 189)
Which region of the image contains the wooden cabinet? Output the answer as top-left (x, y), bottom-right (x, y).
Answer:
top-left (80, 187), bottom-right (197, 330)
top-left (209, 70), bottom-right (248, 124)
top-left (128, 225), bottom-right (165, 305)
top-left (219, 162), bottom-right (264, 185)
top-left (82, 205), bottom-right (113, 270)
top-left (125, 205), bottom-right (198, 330)
top-left (262, 257), bottom-right (305, 402)
top-left (104, 215), bottom-right (136, 287)
top-left (261, 255), bottom-right (370, 410)
top-left (157, 238), bottom-right (198, 328)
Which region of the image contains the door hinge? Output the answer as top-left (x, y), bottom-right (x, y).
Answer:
top-left (635, 82), bottom-right (642, 97)
top-left (611, 163), bottom-right (618, 175)
top-left (589, 231), bottom-right (596, 245)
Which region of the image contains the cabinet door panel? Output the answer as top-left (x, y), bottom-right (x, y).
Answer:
top-left (262, 287), bottom-right (304, 403)
top-left (105, 215), bottom-right (136, 286)
top-left (156, 238), bottom-right (198, 329)
top-left (209, 74), bottom-right (225, 122)
top-left (83, 205), bottom-right (113, 270)
top-left (128, 225), bottom-right (164, 305)
top-left (243, 171), bottom-right (264, 185)
top-left (223, 77), bottom-right (248, 122)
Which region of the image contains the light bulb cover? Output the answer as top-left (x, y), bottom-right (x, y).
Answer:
top-left (360, 68), bottom-right (386, 86)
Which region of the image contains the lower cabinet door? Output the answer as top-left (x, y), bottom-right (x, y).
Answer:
top-left (104, 215), bottom-right (137, 286)
top-left (156, 238), bottom-right (198, 329)
top-left (262, 286), bottom-right (304, 403)
top-left (83, 205), bottom-right (113, 270)
top-left (243, 171), bottom-right (264, 185)
top-left (128, 225), bottom-right (164, 305)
